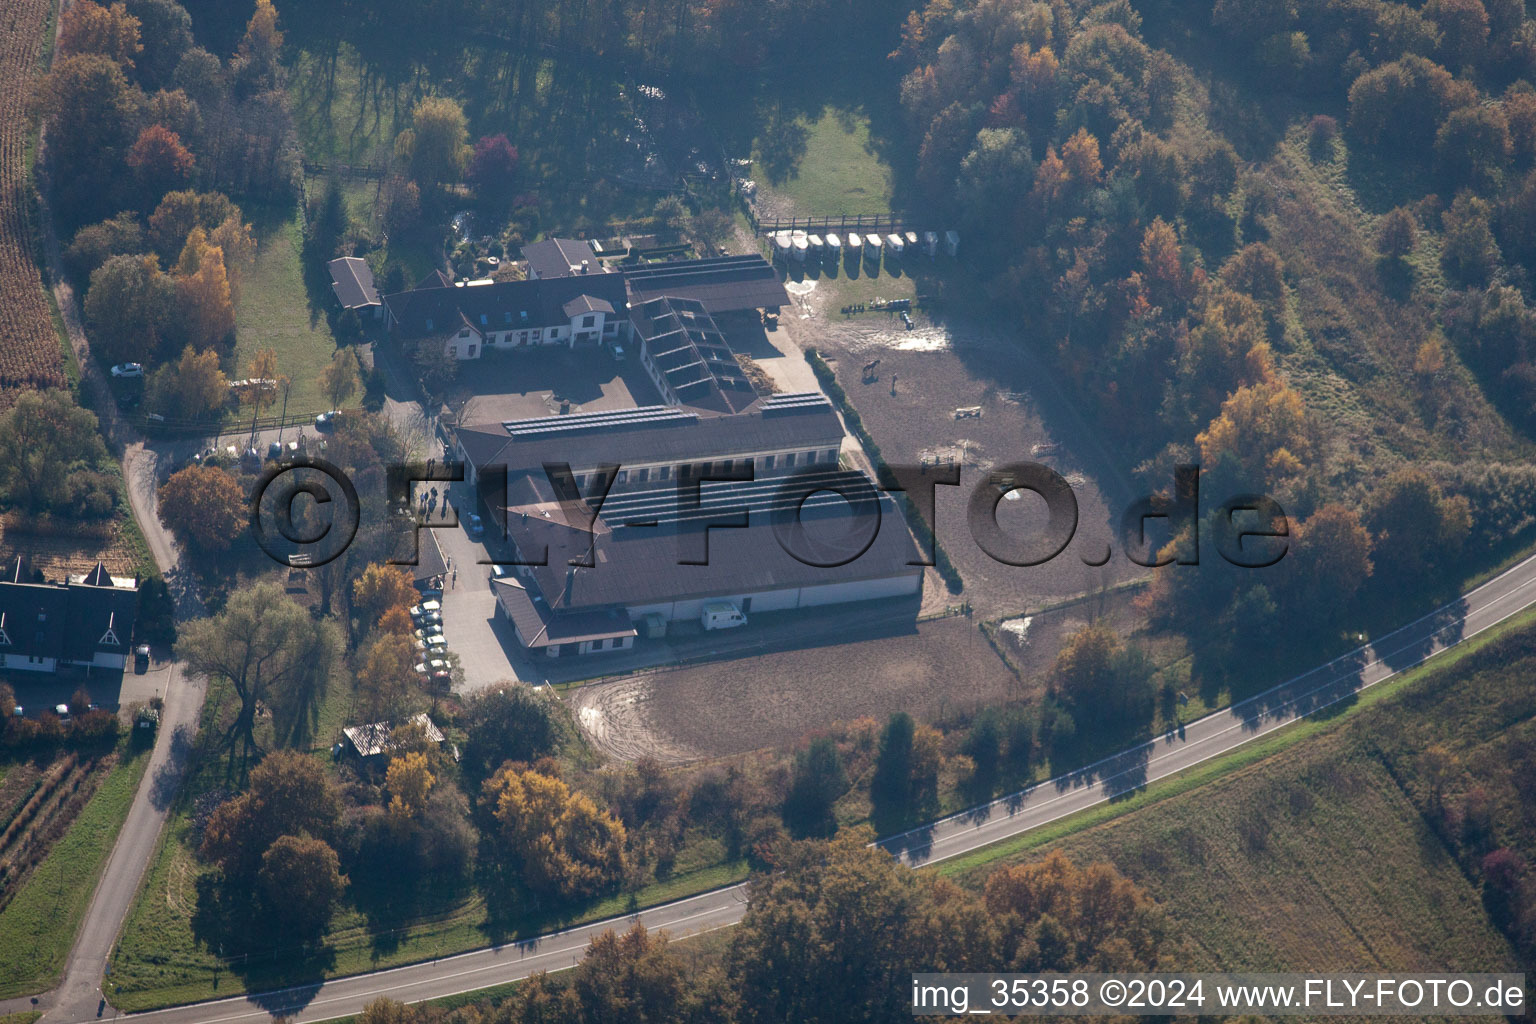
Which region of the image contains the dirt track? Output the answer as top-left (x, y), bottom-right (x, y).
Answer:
top-left (570, 615), bottom-right (1019, 762)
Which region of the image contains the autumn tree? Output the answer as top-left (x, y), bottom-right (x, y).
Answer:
top-left (0, 392), bottom-right (110, 514)
top-left (64, 212), bottom-right (144, 283)
top-left (59, 1), bottom-right (142, 68)
top-left (148, 346), bottom-right (228, 419)
top-left (174, 228), bottom-right (235, 349)
top-left (1196, 376), bottom-right (1313, 488)
top-left (235, 348), bottom-right (282, 416)
top-left (869, 712), bottom-right (941, 830)
top-left (1050, 621), bottom-right (1156, 727)
top-left (319, 347), bottom-right (361, 409)
top-left (200, 749), bottom-right (342, 877)
top-left (395, 97), bottom-right (470, 189)
top-left (461, 685), bottom-right (561, 779)
top-left (483, 766), bottom-right (628, 900)
top-left (781, 736), bottom-right (848, 839)
top-left (258, 834), bottom-right (345, 937)
top-left (1347, 55), bottom-right (1475, 151)
top-left (147, 190), bottom-right (240, 263)
top-left (728, 830), bottom-right (996, 1024)
top-left (985, 850), bottom-right (1167, 971)
top-left (357, 631), bottom-right (419, 724)
top-left (1366, 468), bottom-right (1473, 588)
top-left (1425, 0), bottom-right (1490, 68)
top-left (1278, 504), bottom-right (1373, 630)
top-left (1435, 105), bottom-right (1511, 191)
top-left (352, 563), bottom-right (416, 625)
top-left (1377, 207), bottom-right (1418, 260)
top-left (158, 464), bottom-right (245, 552)
top-left (468, 133), bottom-right (519, 209)
top-left (387, 751), bottom-right (435, 820)
top-left (84, 254), bottom-right (175, 364)
top-left (125, 0), bottom-right (193, 88)
top-left (38, 55), bottom-right (143, 226)
top-left (126, 125), bottom-right (195, 205)
top-left (178, 584), bottom-right (340, 763)
top-left (1441, 192), bottom-right (1502, 287)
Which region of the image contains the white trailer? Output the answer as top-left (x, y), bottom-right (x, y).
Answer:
top-left (886, 232), bottom-right (904, 257)
top-left (700, 600), bottom-right (748, 630)
top-left (792, 235), bottom-right (809, 261)
top-left (825, 233), bottom-right (843, 259)
top-left (773, 232), bottom-right (792, 261)
top-left (808, 234), bottom-right (824, 257)
top-left (904, 231), bottom-right (919, 250)
top-left (922, 231), bottom-right (939, 256)
top-left (845, 232), bottom-right (861, 262)
top-left (864, 233), bottom-right (882, 266)
top-left (945, 229), bottom-right (960, 257)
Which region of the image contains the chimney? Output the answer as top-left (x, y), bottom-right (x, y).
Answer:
top-left (581, 260), bottom-right (589, 274)
top-left (564, 565), bottom-right (576, 603)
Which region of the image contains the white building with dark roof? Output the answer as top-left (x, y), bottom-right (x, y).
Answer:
top-left (327, 257), bottom-right (383, 317)
top-left (0, 558), bottom-right (138, 673)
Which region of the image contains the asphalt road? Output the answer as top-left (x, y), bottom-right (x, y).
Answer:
top-left (86, 551), bottom-right (1536, 1024)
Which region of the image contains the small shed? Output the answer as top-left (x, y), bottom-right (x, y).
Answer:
top-left (342, 712), bottom-right (445, 760)
top-left (327, 257), bottom-right (383, 318)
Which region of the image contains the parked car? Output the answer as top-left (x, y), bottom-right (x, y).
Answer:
top-left (410, 600), bottom-right (442, 616)
top-left (413, 625), bottom-right (446, 642)
top-left (465, 512), bottom-right (485, 538)
top-left (54, 703), bottom-right (71, 721)
top-left (700, 600), bottom-right (748, 630)
top-left (134, 644), bottom-right (151, 673)
top-left (314, 410), bottom-right (341, 430)
top-left (413, 635), bottom-right (448, 654)
top-left (267, 441), bottom-right (283, 460)
top-left (416, 586), bottom-right (444, 601)
top-left (413, 658), bottom-right (450, 678)
top-left (110, 362), bottom-right (144, 378)
top-left (411, 609), bottom-right (442, 627)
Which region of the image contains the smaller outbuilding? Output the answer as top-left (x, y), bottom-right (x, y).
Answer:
top-left (327, 257), bottom-right (383, 318)
top-left (341, 712), bottom-right (445, 760)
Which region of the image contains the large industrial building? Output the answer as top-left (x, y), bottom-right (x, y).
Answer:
top-left (458, 398), bottom-right (924, 657)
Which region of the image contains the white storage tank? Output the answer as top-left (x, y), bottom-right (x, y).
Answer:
top-left (945, 229), bottom-right (960, 257)
top-left (793, 234), bottom-right (809, 261)
top-left (922, 231), bottom-right (939, 257)
top-left (808, 234), bottom-right (824, 257)
top-left (845, 231), bottom-right (861, 261)
top-left (773, 232), bottom-right (792, 261)
top-left (886, 233), bottom-right (904, 257)
top-left (825, 232), bottom-right (843, 259)
top-left (904, 231), bottom-right (919, 250)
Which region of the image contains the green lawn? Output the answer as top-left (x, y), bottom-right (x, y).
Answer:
top-left (0, 746), bottom-right (151, 999)
top-left (752, 106), bottom-right (892, 218)
top-left (231, 207), bottom-right (337, 418)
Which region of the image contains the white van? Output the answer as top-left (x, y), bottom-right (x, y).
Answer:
top-left (700, 601), bottom-right (748, 630)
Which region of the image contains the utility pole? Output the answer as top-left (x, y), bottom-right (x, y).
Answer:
top-left (276, 378), bottom-right (291, 444)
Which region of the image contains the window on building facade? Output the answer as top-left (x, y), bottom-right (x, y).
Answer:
top-left (582, 315), bottom-right (595, 328)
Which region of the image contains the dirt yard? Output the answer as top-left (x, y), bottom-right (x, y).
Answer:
top-left (569, 614), bottom-right (1020, 762)
top-left (776, 262), bottom-right (1148, 619)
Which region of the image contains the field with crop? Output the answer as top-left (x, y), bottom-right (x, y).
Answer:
top-left (0, 0), bottom-right (65, 402)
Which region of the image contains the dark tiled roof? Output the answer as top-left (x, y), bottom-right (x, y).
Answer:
top-left (622, 255), bottom-right (789, 313)
top-left (328, 257), bottom-right (381, 309)
top-left (522, 238), bottom-right (603, 279)
top-left (497, 476), bottom-right (923, 611)
top-left (0, 562), bottom-right (137, 665)
top-left (632, 295), bottom-right (759, 415)
top-left (492, 576), bottom-right (636, 647)
top-left (385, 273), bottom-right (629, 337)
top-left (460, 396), bottom-right (843, 476)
